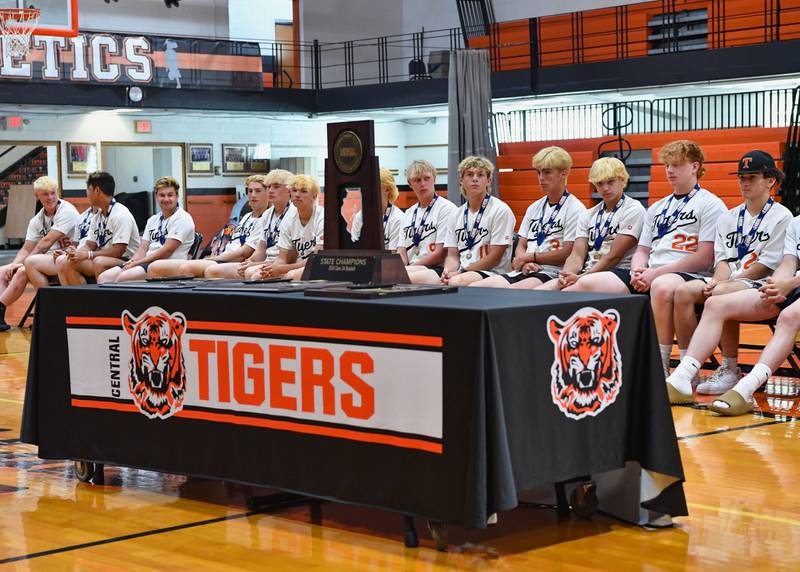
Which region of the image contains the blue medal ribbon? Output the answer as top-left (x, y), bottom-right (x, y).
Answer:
top-left (236, 212), bottom-right (255, 245)
top-left (736, 197), bottom-right (774, 260)
top-left (265, 206), bottom-right (289, 248)
top-left (462, 194), bottom-right (491, 250)
top-left (655, 184), bottom-right (699, 239)
top-left (40, 199), bottom-right (61, 236)
top-left (78, 208), bottom-right (93, 239)
top-left (410, 195), bottom-right (438, 247)
top-left (96, 199), bottom-right (116, 248)
top-left (156, 213), bottom-right (168, 245)
top-left (535, 190), bottom-right (569, 246)
top-left (591, 196), bottom-right (625, 252)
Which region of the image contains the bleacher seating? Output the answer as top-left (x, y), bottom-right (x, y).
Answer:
top-left (496, 126), bottom-right (790, 221)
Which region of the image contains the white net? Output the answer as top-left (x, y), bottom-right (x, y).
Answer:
top-left (0, 8), bottom-right (39, 59)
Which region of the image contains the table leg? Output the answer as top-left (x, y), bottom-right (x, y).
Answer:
top-left (92, 463), bottom-right (105, 485)
top-left (427, 520), bottom-right (448, 551)
top-left (403, 515), bottom-right (419, 548)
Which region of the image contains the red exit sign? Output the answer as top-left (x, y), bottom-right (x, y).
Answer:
top-left (134, 120), bottom-right (152, 133)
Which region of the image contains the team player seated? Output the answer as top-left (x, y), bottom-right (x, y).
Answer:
top-left (666, 152), bottom-right (794, 408)
top-left (670, 151), bottom-right (792, 396)
top-left (536, 157), bottom-right (646, 291)
top-left (471, 146), bottom-right (585, 289)
top-left (398, 160), bottom-right (458, 284)
top-left (245, 174), bottom-right (324, 281)
top-left (350, 167), bottom-right (404, 250)
top-left (56, 172), bottom-right (140, 285)
top-left (410, 156), bottom-right (515, 286)
top-left (98, 177), bottom-right (196, 283)
top-left (148, 174), bottom-right (268, 278)
top-left (0, 176), bottom-right (80, 331)
top-left (206, 169), bottom-right (294, 279)
top-left (566, 140), bottom-right (726, 378)
top-left (25, 202), bottom-right (97, 292)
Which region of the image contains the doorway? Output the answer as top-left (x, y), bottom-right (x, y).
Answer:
top-left (0, 140), bottom-right (61, 246)
top-left (101, 142), bottom-right (186, 230)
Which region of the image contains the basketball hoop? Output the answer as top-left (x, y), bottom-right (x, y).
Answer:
top-left (0, 8), bottom-right (40, 59)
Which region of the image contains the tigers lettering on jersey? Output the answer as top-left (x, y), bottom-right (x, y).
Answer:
top-left (402, 221), bottom-right (437, 242)
top-left (650, 210), bottom-right (698, 236)
top-left (723, 229), bottom-right (772, 249)
top-left (293, 237), bottom-right (317, 258)
top-left (527, 218), bottom-right (564, 240)
top-left (454, 226), bottom-right (489, 244)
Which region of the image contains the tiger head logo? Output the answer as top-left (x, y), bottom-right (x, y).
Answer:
top-left (547, 307), bottom-right (623, 420)
top-left (121, 307), bottom-right (187, 420)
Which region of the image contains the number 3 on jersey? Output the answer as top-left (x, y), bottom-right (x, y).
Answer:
top-left (671, 234), bottom-right (698, 252)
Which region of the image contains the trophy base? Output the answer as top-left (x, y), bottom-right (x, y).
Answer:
top-left (301, 250), bottom-right (410, 284)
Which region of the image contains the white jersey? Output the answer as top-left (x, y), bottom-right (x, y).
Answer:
top-left (24, 200), bottom-right (80, 252)
top-left (225, 211), bottom-right (264, 254)
top-left (714, 200), bottom-right (792, 278)
top-left (277, 204), bottom-right (325, 260)
top-left (89, 200), bottom-right (140, 259)
top-left (639, 187), bottom-right (726, 271)
top-left (350, 204), bottom-right (405, 250)
top-left (141, 208), bottom-right (196, 260)
top-left (254, 203), bottom-right (295, 258)
top-left (443, 195), bottom-right (516, 273)
top-left (75, 207), bottom-right (97, 248)
top-left (518, 192), bottom-right (586, 274)
top-left (782, 216), bottom-right (800, 264)
top-left (399, 196), bottom-right (458, 265)
top-left (576, 195), bottom-right (646, 272)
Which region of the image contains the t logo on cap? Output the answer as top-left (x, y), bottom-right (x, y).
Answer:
top-left (741, 157), bottom-right (752, 169)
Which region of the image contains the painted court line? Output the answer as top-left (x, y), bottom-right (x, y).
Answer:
top-left (0, 511), bottom-right (256, 564)
top-left (677, 419), bottom-right (788, 441)
top-left (687, 502), bottom-right (800, 527)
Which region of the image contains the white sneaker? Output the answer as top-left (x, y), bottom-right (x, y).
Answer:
top-left (696, 366), bottom-right (742, 395)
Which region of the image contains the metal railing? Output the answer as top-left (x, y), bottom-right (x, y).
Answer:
top-left (261, 0), bottom-right (800, 91)
top-left (493, 89), bottom-right (796, 144)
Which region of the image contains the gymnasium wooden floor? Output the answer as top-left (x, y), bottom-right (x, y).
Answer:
top-left (1, 291), bottom-right (799, 570)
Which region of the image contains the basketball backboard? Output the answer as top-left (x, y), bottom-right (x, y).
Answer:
top-left (0, 0), bottom-right (78, 37)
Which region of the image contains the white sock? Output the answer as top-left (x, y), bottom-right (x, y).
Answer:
top-left (667, 356), bottom-right (700, 395)
top-left (659, 344), bottom-right (672, 370)
top-left (679, 349), bottom-right (687, 361)
top-left (721, 355), bottom-right (738, 370)
top-left (733, 363), bottom-right (771, 402)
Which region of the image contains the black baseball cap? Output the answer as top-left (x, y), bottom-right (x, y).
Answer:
top-left (730, 150), bottom-right (777, 175)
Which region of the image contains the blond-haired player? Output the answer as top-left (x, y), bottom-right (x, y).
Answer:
top-left (206, 169), bottom-right (294, 279)
top-left (567, 141), bottom-right (726, 378)
top-left (98, 177), bottom-right (196, 283)
top-left (471, 146), bottom-right (585, 289)
top-left (25, 201), bottom-right (97, 291)
top-left (412, 156), bottom-right (515, 286)
top-left (247, 174), bottom-right (324, 281)
top-left (537, 157), bottom-right (645, 291)
top-left (666, 151), bottom-right (792, 404)
top-left (148, 174), bottom-right (269, 278)
top-left (400, 160), bottom-right (458, 284)
top-left (350, 167), bottom-right (404, 250)
top-left (0, 176), bottom-right (79, 330)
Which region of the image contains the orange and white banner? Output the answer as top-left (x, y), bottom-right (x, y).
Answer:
top-left (66, 307), bottom-right (443, 453)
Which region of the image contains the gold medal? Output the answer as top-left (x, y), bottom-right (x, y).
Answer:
top-left (412, 247), bottom-right (419, 256)
top-left (466, 252), bottom-right (472, 260)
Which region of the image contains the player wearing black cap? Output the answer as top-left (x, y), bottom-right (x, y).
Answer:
top-left (665, 150), bottom-right (798, 411)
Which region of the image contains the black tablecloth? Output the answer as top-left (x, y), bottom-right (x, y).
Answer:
top-left (21, 286), bottom-right (686, 528)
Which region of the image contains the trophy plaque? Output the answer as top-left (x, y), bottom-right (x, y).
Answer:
top-left (302, 120), bottom-right (409, 284)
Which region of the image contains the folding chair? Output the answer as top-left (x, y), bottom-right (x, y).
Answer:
top-left (188, 232), bottom-right (204, 259)
top-left (18, 276), bottom-right (60, 328)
